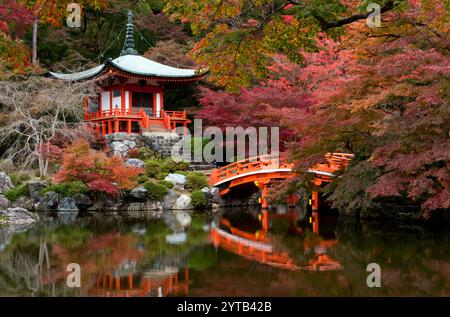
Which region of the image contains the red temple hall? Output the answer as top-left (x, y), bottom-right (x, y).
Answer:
top-left (50, 11), bottom-right (207, 135)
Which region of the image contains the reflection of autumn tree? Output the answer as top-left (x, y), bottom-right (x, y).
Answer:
top-left (49, 232), bottom-right (143, 288)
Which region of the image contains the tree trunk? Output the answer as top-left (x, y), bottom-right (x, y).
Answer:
top-left (32, 18), bottom-right (38, 65)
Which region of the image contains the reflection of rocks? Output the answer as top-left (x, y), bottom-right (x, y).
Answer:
top-left (0, 207), bottom-right (39, 227)
top-left (166, 232), bottom-right (187, 244)
top-left (163, 210), bottom-right (191, 232)
top-left (58, 211), bottom-right (79, 224)
top-left (0, 172), bottom-right (13, 193)
top-left (58, 197), bottom-right (79, 212)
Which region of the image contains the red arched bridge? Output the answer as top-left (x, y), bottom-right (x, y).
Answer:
top-left (209, 153), bottom-right (354, 228)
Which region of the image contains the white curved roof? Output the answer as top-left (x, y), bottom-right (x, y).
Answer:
top-left (49, 54), bottom-right (203, 81)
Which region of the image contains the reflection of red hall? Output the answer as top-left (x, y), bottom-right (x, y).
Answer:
top-left (88, 268), bottom-right (189, 297)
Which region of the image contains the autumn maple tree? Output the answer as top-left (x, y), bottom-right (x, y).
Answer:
top-left (53, 139), bottom-right (143, 197)
top-left (194, 0), bottom-right (449, 217)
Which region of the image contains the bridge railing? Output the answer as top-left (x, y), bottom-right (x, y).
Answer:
top-left (209, 154), bottom-right (293, 186)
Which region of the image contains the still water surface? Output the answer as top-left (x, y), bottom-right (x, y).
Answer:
top-left (0, 209), bottom-right (449, 296)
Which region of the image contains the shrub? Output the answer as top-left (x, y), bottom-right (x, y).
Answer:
top-left (159, 180), bottom-right (174, 189)
top-left (143, 181), bottom-right (168, 200)
top-left (9, 172), bottom-right (31, 186)
top-left (136, 147), bottom-right (156, 160)
top-left (175, 170), bottom-right (187, 176)
top-left (176, 160), bottom-right (190, 171)
top-left (3, 183), bottom-right (29, 201)
top-left (127, 148), bottom-right (139, 158)
top-left (157, 172), bottom-right (169, 180)
top-left (160, 158), bottom-right (178, 174)
top-left (41, 181), bottom-right (89, 197)
top-left (145, 159), bottom-right (162, 177)
top-left (139, 175), bottom-right (149, 184)
top-left (191, 190), bottom-right (207, 209)
top-left (53, 140), bottom-right (143, 197)
top-left (185, 172), bottom-right (209, 190)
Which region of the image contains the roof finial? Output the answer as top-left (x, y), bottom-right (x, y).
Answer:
top-left (121, 10), bottom-right (138, 56)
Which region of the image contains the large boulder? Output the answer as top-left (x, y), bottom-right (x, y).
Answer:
top-left (162, 189), bottom-right (178, 209)
top-left (164, 173), bottom-right (186, 186)
top-left (109, 141), bottom-right (129, 156)
top-left (125, 158), bottom-right (145, 169)
top-left (72, 193), bottom-right (93, 211)
top-left (172, 194), bottom-right (192, 210)
top-left (0, 172), bottom-right (13, 193)
top-left (0, 207), bottom-right (39, 226)
top-left (0, 195), bottom-right (10, 209)
top-left (36, 191), bottom-right (60, 211)
top-left (12, 196), bottom-right (35, 211)
top-left (130, 186), bottom-right (147, 201)
top-left (28, 181), bottom-right (48, 202)
top-left (58, 197), bottom-right (79, 212)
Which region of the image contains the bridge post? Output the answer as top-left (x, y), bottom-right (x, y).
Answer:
top-left (261, 208), bottom-right (270, 231)
top-left (311, 191), bottom-right (319, 212)
top-left (312, 211), bottom-right (319, 234)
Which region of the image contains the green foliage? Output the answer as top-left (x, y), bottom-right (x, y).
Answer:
top-left (9, 172), bottom-right (31, 186)
top-left (190, 190), bottom-right (207, 209)
top-left (185, 172), bottom-right (209, 190)
top-left (145, 159), bottom-right (161, 177)
top-left (157, 172), bottom-right (169, 180)
top-left (139, 175), bottom-right (149, 184)
top-left (175, 170), bottom-right (187, 176)
top-left (187, 247), bottom-right (218, 271)
top-left (41, 181), bottom-right (89, 198)
top-left (143, 181), bottom-right (168, 200)
top-left (3, 183), bottom-right (29, 201)
top-left (159, 180), bottom-right (174, 189)
top-left (136, 147), bottom-right (156, 160)
top-left (145, 158), bottom-right (190, 178)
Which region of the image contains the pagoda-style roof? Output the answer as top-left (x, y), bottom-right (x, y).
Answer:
top-left (49, 11), bottom-right (207, 82)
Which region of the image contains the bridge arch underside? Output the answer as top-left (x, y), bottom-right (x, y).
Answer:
top-left (215, 170), bottom-right (294, 199)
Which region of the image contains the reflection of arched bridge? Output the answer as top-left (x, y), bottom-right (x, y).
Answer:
top-left (210, 220), bottom-right (342, 272)
top-left (210, 153), bottom-right (353, 208)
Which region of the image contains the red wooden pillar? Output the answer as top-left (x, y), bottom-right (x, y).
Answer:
top-left (261, 209), bottom-right (269, 231)
top-left (128, 273), bottom-right (133, 289)
top-left (312, 211), bottom-right (319, 234)
top-left (102, 122), bottom-right (106, 135)
top-left (127, 119), bottom-right (131, 134)
top-left (261, 183), bottom-right (268, 209)
top-left (312, 191), bottom-right (319, 211)
top-left (115, 275), bottom-right (120, 290)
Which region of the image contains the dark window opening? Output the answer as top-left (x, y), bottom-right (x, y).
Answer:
top-left (132, 92), bottom-right (154, 115)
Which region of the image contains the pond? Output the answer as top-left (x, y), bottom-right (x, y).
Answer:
top-left (0, 208), bottom-right (449, 297)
